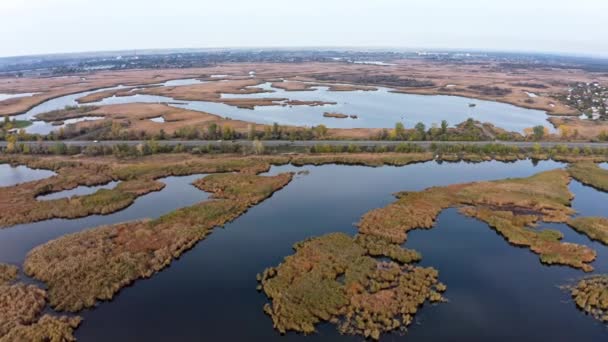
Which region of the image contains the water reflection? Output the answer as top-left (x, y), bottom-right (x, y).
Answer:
top-left (0, 164), bottom-right (56, 187)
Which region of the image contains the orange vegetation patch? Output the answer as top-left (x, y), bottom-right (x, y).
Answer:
top-left (258, 233), bottom-right (444, 340)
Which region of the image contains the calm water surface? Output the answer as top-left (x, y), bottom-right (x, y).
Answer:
top-left (1, 160), bottom-right (607, 341)
top-left (36, 181), bottom-right (120, 201)
top-left (0, 174), bottom-right (208, 265)
top-left (14, 80), bottom-right (551, 134)
top-left (0, 164), bottom-right (56, 187)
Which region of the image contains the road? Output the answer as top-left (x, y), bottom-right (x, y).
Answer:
top-left (1, 140), bottom-right (608, 149)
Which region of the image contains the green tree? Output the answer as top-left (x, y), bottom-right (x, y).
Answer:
top-left (313, 125), bottom-right (328, 139)
top-left (394, 122), bottom-right (405, 140)
top-left (414, 122), bottom-right (426, 140)
top-left (532, 125), bottom-right (545, 141)
top-left (441, 120), bottom-right (448, 135)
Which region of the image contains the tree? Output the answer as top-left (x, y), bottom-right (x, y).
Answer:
top-left (415, 122), bottom-right (426, 140)
top-left (313, 125), bottom-right (328, 139)
top-left (272, 122), bottom-right (281, 139)
top-left (394, 122), bottom-right (405, 140)
top-left (207, 123), bottom-right (218, 139)
top-left (441, 120), bottom-right (448, 135)
top-left (532, 125), bottom-right (545, 141)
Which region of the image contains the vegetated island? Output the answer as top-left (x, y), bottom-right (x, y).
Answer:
top-left (568, 276), bottom-right (608, 323)
top-left (358, 169), bottom-right (595, 271)
top-left (323, 112), bottom-right (358, 119)
top-left (568, 162), bottom-right (608, 192)
top-left (0, 263), bottom-right (81, 341)
top-left (23, 171), bottom-right (293, 312)
top-left (567, 217), bottom-right (608, 245)
top-left (257, 168), bottom-right (595, 340)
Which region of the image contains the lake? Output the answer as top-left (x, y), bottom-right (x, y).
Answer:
top-left (12, 79), bottom-right (552, 134)
top-left (2, 159), bottom-right (607, 340)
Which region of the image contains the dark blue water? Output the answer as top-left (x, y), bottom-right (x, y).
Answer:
top-left (0, 174), bottom-right (208, 265)
top-left (2, 160), bottom-right (607, 341)
top-left (68, 160), bottom-right (604, 341)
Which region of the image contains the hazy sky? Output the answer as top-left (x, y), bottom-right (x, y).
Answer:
top-left (1, 0), bottom-right (607, 57)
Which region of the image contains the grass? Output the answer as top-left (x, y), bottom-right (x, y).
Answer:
top-left (24, 172), bottom-right (293, 312)
top-left (568, 163), bottom-right (608, 192)
top-left (290, 152), bottom-right (434, 167)
top-left (568, 217), bottom-right (608, 245)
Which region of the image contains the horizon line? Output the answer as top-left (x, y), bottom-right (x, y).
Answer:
top-left (2, 45), bottom-right (608, 61)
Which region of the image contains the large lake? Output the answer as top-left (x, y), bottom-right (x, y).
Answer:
top-left (12, 80), bottom-right (552, 134)
top-left (1, 160), bottom-right (607, 341)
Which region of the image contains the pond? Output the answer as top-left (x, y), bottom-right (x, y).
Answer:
top-left (36, 181), bottom-right (120, 201)
top-left (13, 80), bottom-right (552, 135)
top-left (0, 164), bottom-right (56, 187)
top-left (0, 92), bottom-right (38, 102)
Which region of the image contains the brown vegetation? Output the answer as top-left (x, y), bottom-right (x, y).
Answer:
top-left (0, 278), bottom-right (81, 341)
top-left (0, 264), bottom-right (17, 285)
top-left (290, 152), bottom-right (433, 167)
top-left (76, 88), bottom-right (138, 104)
top-left (569, 276), bottom-right (608, 322)
top-left (258, 233), bottom-right (444, 340)
top-left (0, 154), bottom-right (290, 228)
top-left (568, 162), bottom-right (608, 192)
top-left (24, 172), bottom-right (293, 312)
top-left (323, 112), bottom-right (349, 119)
top-left (567, 217), bottom-right (608, 245)
top-left (359, 169), bottom-right (596, 271)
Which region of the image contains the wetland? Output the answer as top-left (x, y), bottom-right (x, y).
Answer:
top-left (1, 153), bottom-right (608, 340)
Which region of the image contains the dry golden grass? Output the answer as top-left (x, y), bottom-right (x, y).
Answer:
top-left (24, 172), bottom-right (293, 312)
top-left (568, 162), bottom-right (608, 192)
top-left (0, 265), bottom-right (17, 286)
top-left (568, 217), bottom-right (608, 245)
top-left (86, 103), bottom-right (261, 134)
top-left (0, 284), bottom-right (46, 336)
top-left (76, 88), bottom-right (138, 104)
top-left (1, 315), bottom-right (81, 342)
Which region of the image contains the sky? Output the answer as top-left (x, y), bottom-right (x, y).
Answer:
top-left (1, 0), bottom-right (608, 57)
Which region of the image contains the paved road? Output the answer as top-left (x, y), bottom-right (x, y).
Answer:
top-left (1, 140), bottom-right (608, 149)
